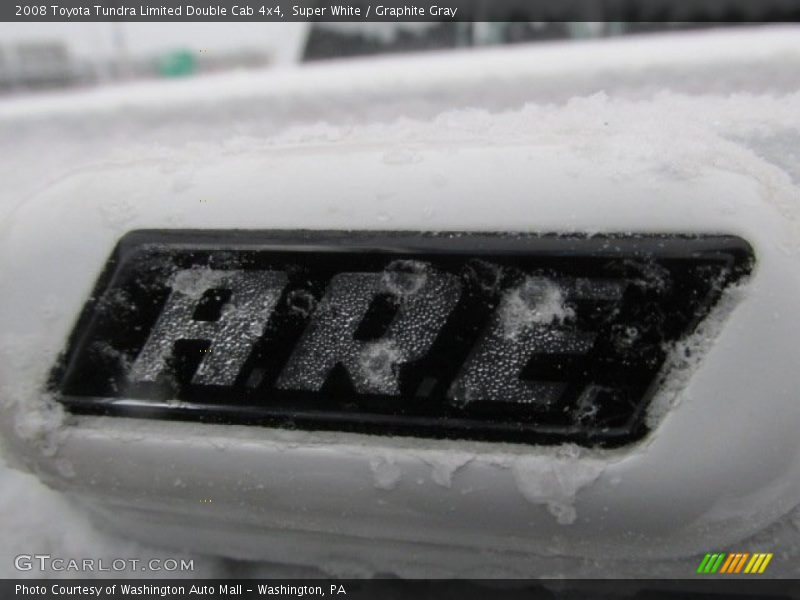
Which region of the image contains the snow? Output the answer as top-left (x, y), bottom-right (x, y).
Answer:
top-left (0, 26), bottom-right (799, 228)
top-left (358, 340), bottom-right (403, 390)
top-left (381, 259), bottom-right (429, 297)
top-left (499, 277), bottom-right (574, 341)
top-left (512, 449), bottom-right (606, 526)
top-left (421, 453), bottom-right (473, 488)
top-left (0, 463), bottom-right (228, 579)
top-left (368, 455), bottom-right (402, 491)
top-left (645, 278), bottom-right (750, 430)
top-left (129, 269), bottom-right (288, 387)
top-left (1, 25), bottom-right (800, 578)
top-left (170, 267), bottom-right (227, 299)
top-left (277, 269), bottom-right (460, 396)
top-left (286, 289), bottom-right (317, 317)
top-left (2, 450), bottom-right (798, 577)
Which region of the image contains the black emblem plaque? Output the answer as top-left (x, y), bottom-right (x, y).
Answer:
top-left (51, 230), bottom-right (753, 447)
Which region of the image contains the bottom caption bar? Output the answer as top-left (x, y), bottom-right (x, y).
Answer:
top-left (4, 580), bottom-right (800, 600)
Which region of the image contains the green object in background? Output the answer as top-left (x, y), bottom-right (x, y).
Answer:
top-left (157, 49), bottom-right (197, 78)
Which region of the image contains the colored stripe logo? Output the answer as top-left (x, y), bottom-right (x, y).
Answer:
top-left (697, 552), bottom-right (773, 574)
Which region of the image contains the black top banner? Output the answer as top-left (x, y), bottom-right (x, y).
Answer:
top-left (4, 0), bottom-right (800, 22)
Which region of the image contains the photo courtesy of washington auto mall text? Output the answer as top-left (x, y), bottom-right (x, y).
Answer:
top-left (15, 583), bottom-right (348, 597)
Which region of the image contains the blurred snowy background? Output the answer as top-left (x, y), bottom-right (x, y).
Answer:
top-left (0, 22), bottom-right (776, 96)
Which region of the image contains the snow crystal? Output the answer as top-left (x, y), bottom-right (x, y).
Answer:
top-left (500, 277), bottom-right (575, 341)
top-left (0, 331), bottom-right (67, 463)
top-left (512, 453), bottom-right (606, 525)
top-left (381, 259), bottom-right (429, 297)
top-left (463, 259), bottom-right (504, 294)
top-left (89, 341), bottom-right (132, 372)
top-left (422, 453), bottom-right (474, 488)
top-left (10, 397), bottom-right (66, 459)
top-left (169, 267), bottom-right (228, 300)
top-left (286, 289), bottom-right (317, 317)
top-left (358, 340), bottom-right (403, 390)
top-left (368, 456), bottom-right (402, 491)
top-left (625, 260), bottom-right (672, 294)
top-left (611, 325), bottom-right (641, 351)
